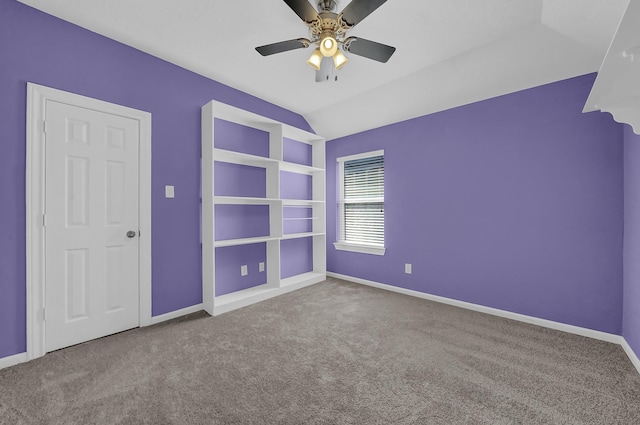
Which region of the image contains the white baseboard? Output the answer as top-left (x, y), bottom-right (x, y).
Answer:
top-left (620, 338), bottom-right (640, 375)
top-left (149, 303), bottom-right (204, 325)
top-left (1, 305), bottom-right (204, 370)
top-left (214, 275), bottom-right (324, 316)
top-left (326, 272), bottom-right (623, 344)
top-left (0, 352), bottom-right (28, 371)
top-left (4, 276), bottom-right (639, 376)
top-left (327, 272), bottom-right (640, 376)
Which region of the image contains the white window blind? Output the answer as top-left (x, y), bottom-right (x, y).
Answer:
top-left (339, 153), bottom-right (384, 247)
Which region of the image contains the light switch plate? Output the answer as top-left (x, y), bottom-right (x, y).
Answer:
top-left (405, 263), bottom-right (412, 274)
top-left (165, 185), bottom-right (175, 198)
top-left (241, 265), bottom-right (248, 276)
top-left (259, 262), bottom-right (265, 272)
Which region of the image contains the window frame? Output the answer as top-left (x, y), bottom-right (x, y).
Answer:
top-left (333, 150), bottom-right (386, 256)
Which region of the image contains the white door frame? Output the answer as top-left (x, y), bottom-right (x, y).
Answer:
top-left (26, 83), bottom-right (152, 360)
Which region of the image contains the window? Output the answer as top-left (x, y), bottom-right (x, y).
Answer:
top-left (334, 150), bottom-right (385, 255)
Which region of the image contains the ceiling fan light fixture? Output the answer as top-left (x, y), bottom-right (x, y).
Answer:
top-left (333, 49), bottom-right (349, 70)
top-left (319, 35), bottom-right (338, 57)
top-left (306, 48), bottom-right (323, 70)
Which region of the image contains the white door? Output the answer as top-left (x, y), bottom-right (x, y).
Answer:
top-left (44, 100), bottom-right (140, 352)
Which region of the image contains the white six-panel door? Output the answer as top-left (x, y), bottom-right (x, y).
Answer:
top-left (44, 100), bottom-right (140, 352)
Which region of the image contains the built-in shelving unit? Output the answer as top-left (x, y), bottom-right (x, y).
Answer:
top-left (202, 100), bottom-right (326, 315)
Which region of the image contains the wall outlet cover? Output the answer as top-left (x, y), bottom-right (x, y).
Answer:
top-left (259, 262), bottom-right (265, 272)
top-left (405, 263), bottom-right (412, 274)
top-left (241, 265), bottom-right (248, 276)
top-left (165, 185), bottom-right (175, 198)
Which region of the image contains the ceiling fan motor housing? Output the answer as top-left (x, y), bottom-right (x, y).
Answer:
top-left (310, 11), bottom-right (344, 37)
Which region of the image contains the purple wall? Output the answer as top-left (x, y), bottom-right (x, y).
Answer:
top-left (283, 138), bottom-right (313, 166)
top-left (280, 171), bottom-right (313, 200)
top-left (0, 1), bottom-right (312, 359)
top-left (214, 205), bottom-right (271, 241)
top-left (214, 118), bottom-right (270, 158)
top-left (623, 125), bottom-right (640, 359)
top-left (215, 244), bottom-right (267, 296)
top-left (326, 74), bottom-right (624, 334)
top-left (283, 207), bottom-right (313, 234)
top-left (281, 238), bottom-right (314, 279)
top-left (214, 163), bottom-right (267, 198)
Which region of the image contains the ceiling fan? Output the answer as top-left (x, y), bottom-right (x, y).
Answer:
top-left (256, 0), bottom-right (396, 82)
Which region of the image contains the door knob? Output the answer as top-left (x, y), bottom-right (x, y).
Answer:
top-left (127, 230), bottom-right (137, 238)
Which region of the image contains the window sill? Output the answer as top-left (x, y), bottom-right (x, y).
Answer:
top-left (333, 242), bottom-right (386, 256)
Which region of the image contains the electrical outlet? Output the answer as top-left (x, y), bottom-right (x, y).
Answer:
top-left (241, 265), bottom-right (248, 276)
top-left (405, 263), bottom-right (412, 274)
top-left (259, 262), bottom-right (265, 272)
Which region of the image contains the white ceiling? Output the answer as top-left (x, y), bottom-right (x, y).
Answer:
top-left (18, 0), bottom-right (629, 140)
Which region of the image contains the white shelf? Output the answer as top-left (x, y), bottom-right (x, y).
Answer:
top-left (214, 236), bottom-right (279, 248)
top-left (282, 199), bottom-right (325, 206)
top-left (215, 284), bottom-right (274, 307)
top-left (213, 273), bottom-right (322, 316)
top-left (281, 272), bottom-right (326, 288)
top-left (202, 100), bottom-right (326, 316)
top-left (282, 125), bottom-right (325, 145)
top-left (280, 161), bottom-right (325, 175)
top-left (281, 232), bottom-right (326, 240)
top-left (213, 148), bottom-right (278, 167)
top-left (214, 196), bottom-right (280, 205)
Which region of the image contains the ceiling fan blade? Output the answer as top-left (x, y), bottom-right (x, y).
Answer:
top-left (344, 37), bottom-right (396, 63)
top-left (283, 0), bottom-right (319, 23)
top-left (256, 39), bottom-right (310, 56)
top-left (340, 0), bottom-right (387, 27)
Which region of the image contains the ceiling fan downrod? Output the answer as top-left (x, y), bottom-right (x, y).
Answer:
top-left (317, 0), bottom-right (338, 13)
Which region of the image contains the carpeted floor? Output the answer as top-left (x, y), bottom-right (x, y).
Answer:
top-left (1, 277), bottom-right (639, 424)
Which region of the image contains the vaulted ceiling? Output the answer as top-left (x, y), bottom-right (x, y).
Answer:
top-left (18, 0), bottom-right (629, 140)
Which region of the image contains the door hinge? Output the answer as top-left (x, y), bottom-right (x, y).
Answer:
top-left (42, 307), bottom-right (47, 321)
top-left (42, 214), bottom-right (47, 227)
top-left (42, 120), bottom-right (47, 134)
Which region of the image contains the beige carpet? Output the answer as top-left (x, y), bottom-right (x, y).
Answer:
top-left (1, 277), bottom-right (639, 424)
